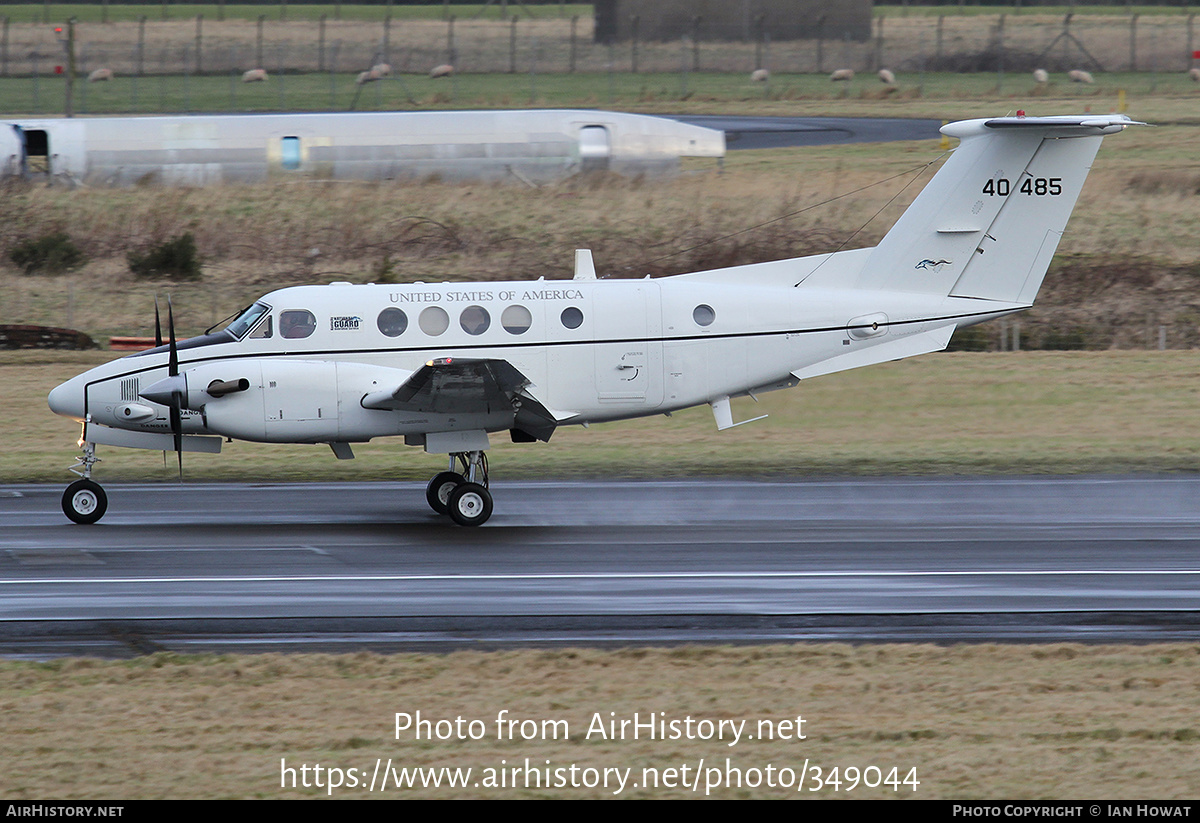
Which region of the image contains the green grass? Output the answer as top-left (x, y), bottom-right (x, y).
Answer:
top-left (3, 69), bottom-right (1197, 118)
top-left (4, 644), bottom-right (1200, 798)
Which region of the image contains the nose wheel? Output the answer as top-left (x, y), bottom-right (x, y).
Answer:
top-left (426, 450), bottom-right (493, 526)
top-left (63, 479), bottom-right (107, 525)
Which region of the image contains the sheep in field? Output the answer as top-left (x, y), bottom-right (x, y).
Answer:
top-left (750, 69), bottom-right (769, 82)
top-left (88, 68), bottom-right (112, 82)
top-left (829, 68), bottom-right (854, 81)
top-left (877, 68), bottom-right (895, 84)
top-left (1067, 69), bottom-right (1094, 84)
top-left (1033, 68), bottom-right (1049, 84)
top-left (242, 69), bottom-right (268, 83)
top-left (430, 64), bottom-right (455, 79)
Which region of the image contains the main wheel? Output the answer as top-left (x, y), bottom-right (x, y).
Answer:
top-left (447, 482), bottom-right (493, 527)
top-left (62, 479), bottom-right (107, 525)
top-left (426, 471), bottom-right (464, 515)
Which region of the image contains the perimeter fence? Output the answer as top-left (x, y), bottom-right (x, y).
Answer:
top-left (0, 12), bottom-right (1196, 94)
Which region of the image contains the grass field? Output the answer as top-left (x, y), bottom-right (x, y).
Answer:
top-left (5, 69), bottom-right (1199, 116)
top-left (4, 644), bottom-right (1200, 798)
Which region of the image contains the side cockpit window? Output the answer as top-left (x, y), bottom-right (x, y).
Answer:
top-left (225, 301), bottom-right (272, 339)
top-left (280, 309), bottom-right (317, 339)
top-left (249, 314), bottom-right (272, 339)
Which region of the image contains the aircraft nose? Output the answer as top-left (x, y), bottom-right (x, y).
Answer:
top-left (48, 378), bottom-right (86, 421)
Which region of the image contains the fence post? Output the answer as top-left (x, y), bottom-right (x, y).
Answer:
top-left (1129, 14), bottom-right (1138, 71)
top-left (874, 14), bottom-right (884, 71)
top-left (692, 15), bottom-right (701, 72)
top-left (509, 16), bottom-right (517, 74)
top-left (195, 14), bottom-right (203, 76)
top-left (631, 15), bottom-right (639, 74)
top-left (569, 15), bottom-right (577, 73)
top-left (137, 16), bottom-right (146, 77)
top-left (996, 14), bottom-right (1004, 90)
top-left (384, 13), bottom-right (391, 66)
top-left (318, 14), bottom-right (326, 72)
top-left (755, 14), bottom-right (765, 70)
top-left (1185, 14), bottom-right (1195, 70)
top-left (1, 18), bottom-right (7, 79)
top-left (257, 15), bottom-right (265, 68)
top-left (447, 15), bottom-right (456, 66)
top-left (102, 0), bottom-right (109, 25)
top-left (65, 18), bottom-right (75, 118)
top-left (817, 14), bottom-right (825, 73)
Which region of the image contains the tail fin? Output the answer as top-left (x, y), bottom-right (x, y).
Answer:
top-left (855, 115), bottom-right (1140, 302)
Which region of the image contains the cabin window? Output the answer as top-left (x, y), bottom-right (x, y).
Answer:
top-left (281, 136), bottom-right (301, 171)
top-left (459, 306), bottom-right (490, 336)
top-left (377, 307), bottom-right (408, 337)
top-left (279, 309), bottom-right (316, 339)
top-left (248, 314), bottom-right (273, 339)
top-left (560, 306), bottom-right (584, 330)
top-left (693, 304), bottom-right (716, 327)
top-left (501, 305), bottom-right (532, 335)
top-left (419, 306), bottom-right (450, 336)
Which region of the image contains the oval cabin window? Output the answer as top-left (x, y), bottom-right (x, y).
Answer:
top-left (419, 306), bottom-right (450, 336)
top-left (377, 308), bottom-right (408, 338)
top-left (501, 305), bottom-right (533, 335)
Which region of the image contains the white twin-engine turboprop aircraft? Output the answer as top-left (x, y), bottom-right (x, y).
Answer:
top-left (48, 114), bottom-right (1139, 526)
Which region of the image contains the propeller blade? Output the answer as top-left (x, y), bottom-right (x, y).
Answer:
top-left (167, 297), bottom-right (182, 481)
top-left (167, 297), bottom-right (178, 377)
top-left (154, 297), bottom-right (163, 348)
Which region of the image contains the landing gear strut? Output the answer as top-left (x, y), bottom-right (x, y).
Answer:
top-left (425, 450), bottom-right (492, 526)
top-left (62, 441), bottom-right (107, 524)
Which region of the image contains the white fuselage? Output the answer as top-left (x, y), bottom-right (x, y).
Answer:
top-left (49, 271), bottom-right (1010, 448)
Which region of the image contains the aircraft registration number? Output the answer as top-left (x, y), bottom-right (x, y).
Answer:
top-left (982, 177), bottom-right (1062, 196)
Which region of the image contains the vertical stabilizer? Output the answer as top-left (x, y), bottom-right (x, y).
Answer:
top-left (854, 115), bottom-right (1139, 303)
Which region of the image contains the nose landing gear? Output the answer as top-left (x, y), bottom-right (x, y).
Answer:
top-left (62, 441), bottom-right (107, 524)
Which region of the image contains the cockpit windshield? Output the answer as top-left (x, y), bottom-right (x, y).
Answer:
top-left (223, 302), bottom-right (272, 339)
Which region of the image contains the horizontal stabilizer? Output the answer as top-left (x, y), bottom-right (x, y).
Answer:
top-left (791, 325), bottom-right (956, 381)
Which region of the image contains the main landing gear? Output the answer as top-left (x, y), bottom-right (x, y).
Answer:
top-left (425, 450), bottom-right (493, 527)
top-left (62, 441), bottom-right (108, 525)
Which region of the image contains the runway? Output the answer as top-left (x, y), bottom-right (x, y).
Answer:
top-left (2, 476), bottom-right (1200, 657)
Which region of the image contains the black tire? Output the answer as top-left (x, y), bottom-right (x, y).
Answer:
top-left (426, 471), bottom-right (464, 515)
top-left (62, 479), bottom-right (107, 525)
top-left (447, 482), bottom-right (493, 527)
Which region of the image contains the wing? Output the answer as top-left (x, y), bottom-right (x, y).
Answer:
top-left (360, 357), bottom-right (564, 442)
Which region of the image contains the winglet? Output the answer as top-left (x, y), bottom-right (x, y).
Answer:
top-left (573, 249), bottom-right (597, 281)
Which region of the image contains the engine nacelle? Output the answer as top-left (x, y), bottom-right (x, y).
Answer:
top-left (179, 359), bottom-right (412, 443)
